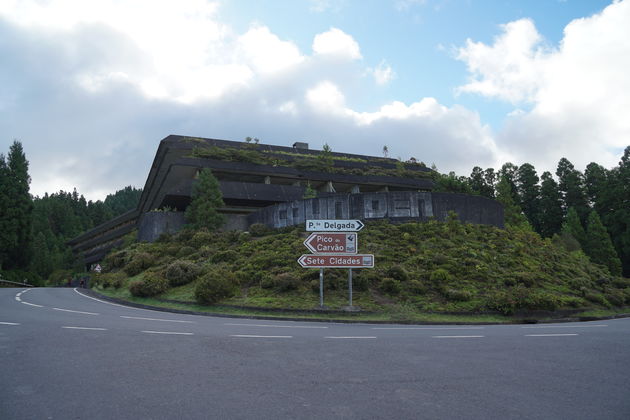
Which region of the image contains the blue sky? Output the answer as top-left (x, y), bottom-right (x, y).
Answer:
top-left (0, 0), bottom-right (627, 200)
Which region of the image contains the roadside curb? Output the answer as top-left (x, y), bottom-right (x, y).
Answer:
top-left (82, 288), bottom-right (630, 325)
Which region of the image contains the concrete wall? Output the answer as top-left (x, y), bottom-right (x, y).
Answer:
top-left (137, 211), bottom-right (186, 242)
top-left (248, 192), bottom-right (503, 228)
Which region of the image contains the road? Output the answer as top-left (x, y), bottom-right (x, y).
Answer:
top-left (1, 287), bottom-right (629, 419)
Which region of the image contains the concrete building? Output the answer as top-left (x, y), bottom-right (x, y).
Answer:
top-left (68, 135), bottom-right (503, 266)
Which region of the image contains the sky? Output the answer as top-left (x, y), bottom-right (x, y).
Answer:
top-left (1, 0), bottom-right (628, 201)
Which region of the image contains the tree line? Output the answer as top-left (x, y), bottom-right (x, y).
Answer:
top-left (0, 140), bottom-right (141, 284)
top-left (433, 146), bottom-right (630, 276)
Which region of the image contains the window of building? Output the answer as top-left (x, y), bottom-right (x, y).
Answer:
top-left (371, 200), bottom-right (379, 211)
top-left (292, 208), bottom-right (299, 219)
top-left (335, 202), bottom-right (343, 218)
top-left (312, 200), bottom-right (319, 214)
top-left (279, 210), bottom-right (287, 219)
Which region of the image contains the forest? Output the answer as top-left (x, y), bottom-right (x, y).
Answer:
top-left (0, 140), bottom-right (628, 286)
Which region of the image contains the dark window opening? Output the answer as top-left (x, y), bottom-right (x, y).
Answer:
top-left (418, 199), bottom-right (425, 218)
top-left (312, 200), bottom-right (319, 214)
top-left (292, 208), bottom-right (299, 219)
top-left (279, 210), bottom-right (287, 219)
top-left (371, 200), bottom-right (379, 211)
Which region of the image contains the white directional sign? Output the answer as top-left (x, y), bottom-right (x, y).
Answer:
top-left (297, 254), bottom-right (374, 268)
top-left (306, 219), bottom-right (365, 232)
top-left (303, 232), bottom-right (357, 254)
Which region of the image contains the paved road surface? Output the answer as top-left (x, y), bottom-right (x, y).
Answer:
top-left (2, 287), bottom-right (630, 419)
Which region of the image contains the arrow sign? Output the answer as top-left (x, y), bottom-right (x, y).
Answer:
top-left (298, 254), bottom-right (374, 268)
top-left (306, 220), bottom-right (365, 232)
top-left (303, 232), bottom-right (357, 254)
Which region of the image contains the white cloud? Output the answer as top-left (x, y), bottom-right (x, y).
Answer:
top-left (0, 0), bottom-right (501, 200)
top-left (456, 0), bottom-right (630, 172)
top-left (312, 28), bottom-right (362, 60)
top-left (370, 60), bottom-right (396, 85)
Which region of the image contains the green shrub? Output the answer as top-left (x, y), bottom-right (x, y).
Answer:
top-left (407, 279), bottom-right (427, 295)
top-left (165, 261), bottom-right (201, 287)
top-left (605, 291), bottom-right (625, 307)
top-left (176, 246), bottom-right (196, 258)
top-left (387, 265), bottom-right (409, 281)
top-left (249, 223), bottom-right (271, 237)
top-left (188, 230), bottom-right (214, 248)
top-left (210, 250), bottom-right (239, 263)
top-left (103, 250), bottom-right (127, 270)
top-left (194, 268), bottom-right (239, 304)
top-left (124, 252), bottom-right (155, 276)
top-left (585, 292), bottom-right (609, 307)
top-left (272, 273), bottom-right (301, 292)
top-left (430, 268), bottom-right (451, 283)
top-left (444, 288), bottom-right (472, 302)
top-left (380, 278), bottom-right (402, 295)
top-left (96, 272), bottom-right (126, 289)
top-left (129, 274), bottom-right (168, 297)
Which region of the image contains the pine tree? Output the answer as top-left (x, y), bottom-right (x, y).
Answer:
top-left (185, 169), bottom-right (225, 230)
top-left (498, 162), bottom-right (519, 203)
top-left (584, 162), bottom-right (608, 211)
top-left (2, 141), bottom-right (33, 269)
top-left (538, 171), bottom-right (563, 238)
top-left (585, 211), bottom-right (622, 276)
top-left (0, 153), bottom-right (10, 269)
top-left (30, 231), bottom-right (52, 278)
top-left (556, 158), bottom-right (589, 223)
top-left (496, 176), bottom-right (529, 228)
top-left (468, 167), bottom-right (495, 198)
top-left (516, 163), bottom-right (541, 232)
top-left (561, 207), bottom-right (586, 249)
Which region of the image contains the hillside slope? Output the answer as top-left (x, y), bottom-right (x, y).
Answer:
top-left (93, 218), bottom-right (630, 316)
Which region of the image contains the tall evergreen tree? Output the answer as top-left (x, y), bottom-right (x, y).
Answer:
top-left (516, 163), bottom-right (541, 232)
top-left (538, 171), bottom-right (563, 238)
top-left (1, 141), bottom-right (33, 269)
top-left (0, 153), bottom-right (10, 269)
top-left (104, 186), bottom-right (142, 216)
top-left (562, 207), bottom-right (586, 249)
top-left (468, 166), bottom-right (495, 198)
top-left (496, 176), bottom-right (529, 228)
top-left (185, 169), bottom-right (225, 230)
top-left (483, 168), bottom-right (497, 198)
top-left (498, 162), bottom-right (519, 204)
top-left (556, 158), bottom-right (589, 223)
top-left (584, 162), bottom-right (608, 211)
top-left (585, 211), bottom-right (622, 276)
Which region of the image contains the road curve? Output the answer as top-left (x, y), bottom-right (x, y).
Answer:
top-left (2, 287), bottom-right (630, 419)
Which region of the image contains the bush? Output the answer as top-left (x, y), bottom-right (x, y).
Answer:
top-left (124, 252), bottom-right (155, 276)
top-left (210, 250), bottom-right (239, 263)
top-left (165, 261), bottom-right (201, 287)
top-left (176, 246), bottom-right (196, 258)
top-left (444, 288), bottom-right (472, 302)
top-left (103, 250), bottom-right (127, 270)
top-left (95, 272), bottom-right (126, 289)
top-left (407, 279), bottom-right (427, 295)
top-left (248, 223), bottom-right (271, 237)
top-left (272, 273), bottom-right (301, 292)
top-left (194, 268), bottom-right (239, 304)
top-left (387, 265), bottom-right (409, 282)
top-left (188, 230), bottom-right (214, 248)
top-left (430, 268), bottom-right (451, 283)
top-left (380, 278), bottom-right (402, 295)
top-left (129, 274), bottom-right (168, 297)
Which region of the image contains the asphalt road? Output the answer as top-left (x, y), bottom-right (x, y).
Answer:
top-left (1, 287), bottom-right (629, 420)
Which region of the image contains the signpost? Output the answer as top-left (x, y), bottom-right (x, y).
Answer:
top-left (298, 254), bottom-right (374, 268)
top-left (305, 219), bottom-right (364, 232)
top-left (303, 232), bottom-right (357, 254)
top-left (300, 220), bottom-right (373, 308)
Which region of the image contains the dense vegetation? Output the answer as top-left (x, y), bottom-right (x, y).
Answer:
top-left (93, 217), bottom-right (630, 315)
top-left (0, 141), bottom-right (141, 285)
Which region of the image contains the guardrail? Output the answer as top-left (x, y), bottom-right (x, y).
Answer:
top-left (0, 278), bottom-right (34, 287)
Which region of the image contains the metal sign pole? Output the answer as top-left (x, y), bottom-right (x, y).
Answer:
top-left (319, 268), bottom-right (324, 308)
top-left (348, 268), bottom-right (353, 307)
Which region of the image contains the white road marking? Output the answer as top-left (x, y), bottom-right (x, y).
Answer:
top-left (74, 288), bottom-right (144, 310)
top-left (15, 296), bottom-right (21, 302)
top-left (141, 331), bottom-right (194, 335)
top-left (225, 323), bottom-right (327, 329)
top-left (53, 307), bottom-right (99, 315)
top-left (62, 326), bottom-right (107, 331)
top-left (525, 334), bottom-right (578, 337)
top-left (20, 301), bottom-right (43, 308)
top-left (121, 316), bottom-right (195, 323)
top-left (230, 335), bottom-right (293, 338)
top-left (324, 336), bottom-right (377, 339)
top-left (522, 324), bottom-right (607, 329)
top-left (432, 335), bottom-right (485, 338)
top-left (0, 322), bottom-right (20, 326)
top-left (372, 327), bottom-right (485, 330)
